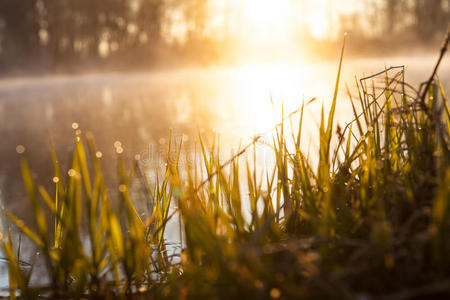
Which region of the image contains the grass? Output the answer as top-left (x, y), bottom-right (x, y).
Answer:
top-left (1, 35), bottom-right (450, 299)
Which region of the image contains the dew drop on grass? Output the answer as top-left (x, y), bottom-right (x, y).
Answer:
top-left (53, 176), bottom-right (60, 183)
top-left (376, 160), bottom-right (384, 170)
top-left (71, 122), bottom-right (79, 130)
top-left (68, 169), bottom-right (77, 177)
top-left (119, 184), bottom-right (127, 192)
top-left (134, 154), bottom-right (141, 161)
top-left (270, 288), bottom-right (281, 299)
top-left (116, 147), bottom-right (124, 154)
top-left (114, 141), bottom-right (122, 148)
top-left (96, 151), bottom-right (103, 158)
top-left (16, 145), bottom-right (25, 154)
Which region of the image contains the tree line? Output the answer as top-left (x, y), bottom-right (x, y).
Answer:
top-left (0, 0), bottom-right (449, 73)
top-left (340, 0), bottom-right (450, 42)
top-left (0, 0), bottom-right (212, 72)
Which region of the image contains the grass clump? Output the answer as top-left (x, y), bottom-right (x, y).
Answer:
top-left (1, 37), bottom-right (450, 299)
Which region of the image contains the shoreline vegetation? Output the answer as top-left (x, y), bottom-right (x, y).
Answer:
top-left (1, 29), bottom-right (450, 299)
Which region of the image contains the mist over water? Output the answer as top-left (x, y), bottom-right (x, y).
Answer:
top-left (1, 55), bottom-right (449, 211)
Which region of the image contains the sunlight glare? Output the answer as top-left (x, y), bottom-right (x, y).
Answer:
top-left (307, 0), bottom-right (330, 38)
top-left (240, 0), bottom-right (293, 42)
top-left (235, 63), bottom-right (309, 134)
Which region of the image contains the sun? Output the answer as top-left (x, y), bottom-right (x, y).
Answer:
top-left (209, 0), bottom-right (333, 44)
top-left (240, 0), bottom-right (293, 42)
top-left (306, 1), bottom-right (330, 38)
top-left (242, 0), bottom-right (289, 24)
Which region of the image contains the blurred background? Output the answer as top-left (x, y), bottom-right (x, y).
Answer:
top-left (0, 0), bottom-right (449, 73)
top-left (0, 0), bottom-right (449, 228)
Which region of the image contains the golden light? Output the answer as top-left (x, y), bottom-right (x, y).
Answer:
top-left (308, 15), bottom-right (329, 38)
top-left (235, 0), bottom-right (335, 42)
top-left (232, 63), bottom-right (313, 134)
top-left (240, 0), bottom-right (293, 43)
top-left (306, 0), bottom-right (330, 38)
